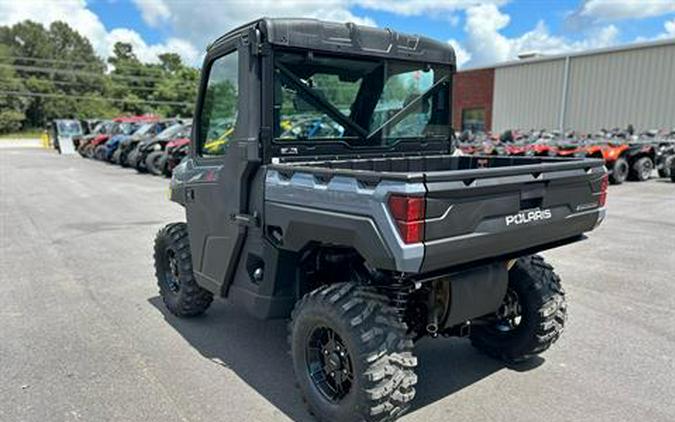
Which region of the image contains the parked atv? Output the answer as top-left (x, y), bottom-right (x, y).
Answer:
top-left (655, 138), bottom-right (675, 179)
top-left (78, 121), bottom-right (113, 158)
top-left (585, 140), bottom-right (654, 184)
top-left (135, 122), bottom-right (191, 174)
top-left (76, 121), bottom-right (112, 156)
top-left (89, 117), bottom-right (145, 160)
top-left (152, 19), bottom-right (608, 422)
top-left (160, 137), bottom-right (190, 177)
top-left (114, 119), bottom-right (173, 166)
top-left (102, 116), bottom-right (164, 162)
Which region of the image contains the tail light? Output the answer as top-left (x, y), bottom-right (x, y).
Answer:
top-left (388, 195), bottom-right (425, 244)
top-left (598, 173), bottom-right (609, 207)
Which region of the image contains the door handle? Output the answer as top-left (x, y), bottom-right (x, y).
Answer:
top-left (231, 211), bottom-right (259, 227)
top-left (186, 188), bottom-right (195, 202)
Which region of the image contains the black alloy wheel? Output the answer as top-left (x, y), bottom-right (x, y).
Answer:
top-left (306, 326), bottom-right (354, 402)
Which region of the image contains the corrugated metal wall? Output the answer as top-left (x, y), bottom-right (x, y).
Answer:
top-left (491, 41), bottom-right (675, 132)
top-left (492, 59), bottom-right (565, 132)
top-left (565, 43), bottom-right (675, 132)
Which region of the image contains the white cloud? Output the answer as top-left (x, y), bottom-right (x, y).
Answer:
top-left (150, 0), bottom-right (378, 56)
top-left (634, 17), bottom-right (675, 41)
top-left (355, 0), bottom-right (505, 16)
top-left (0, 0), bottom-right (648, 72)
top-left (461, 4), bottom-right (620, 67)
top-left (106, 28), bottom-right (200, 64)
top-left (574, 0), bottom-right (675, 20)
top-left (151, 0), bottom-right (506, 54)
top-left (664, 18), bottom-right (675, 36)
top-left (0, 0), bottom-right (196, 64)
top-left (447, 38), bottom-right (471, 68)
top-left (131, 0), bottom-right (171, 27)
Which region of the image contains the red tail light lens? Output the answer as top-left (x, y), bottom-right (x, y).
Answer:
top-left (388, 195), bottom-right (425, 244)
top-left (598, 173), bottom-right (609, 207)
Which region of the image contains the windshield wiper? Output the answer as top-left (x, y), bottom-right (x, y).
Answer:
top-left (276, 62), bottom-right (369, 139)
top-left (366, 75), bottom-right (449, 142)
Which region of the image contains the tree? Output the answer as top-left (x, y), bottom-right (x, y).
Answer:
top-left (0, 20), bottom-right (108, 128)
top-left (0, 20), bottom-right (200, 133)
top-left (0, 44), bottom-right (29, 132)
top-left (158, 53), bottom-right (182, 74)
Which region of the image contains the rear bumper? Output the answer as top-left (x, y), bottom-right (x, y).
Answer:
top-left (420, 208), bottom-right (603, 272)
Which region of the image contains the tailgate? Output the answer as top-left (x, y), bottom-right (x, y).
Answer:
top-left (421, 160), bottom-right (607, 272)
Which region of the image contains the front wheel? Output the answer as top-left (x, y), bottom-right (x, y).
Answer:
top-left (153, 223), bottom-right (213, 317)
top-left (146, 151), bottom-right (166, 176)
top-left (470, 255), bottom-right (567, 363)
top-left (111, 148), bottom-right (122, 165)
top-left (289, 283), bottom-right (418, 422)
top-left (94, 145), bottom-right (107, 161)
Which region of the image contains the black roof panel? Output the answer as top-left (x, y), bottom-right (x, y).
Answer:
top-left (210, 18), bottom-right (455, 66)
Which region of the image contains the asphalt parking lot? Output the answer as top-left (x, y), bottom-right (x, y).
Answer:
top-left (1, 147), bottom-right (674, 422)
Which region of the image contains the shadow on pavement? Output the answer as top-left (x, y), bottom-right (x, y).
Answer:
top-left (149, 296), bottom-right (543, 420)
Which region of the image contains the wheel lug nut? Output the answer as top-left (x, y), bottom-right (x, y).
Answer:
top-left (330, 372), bottom-right (335, 377)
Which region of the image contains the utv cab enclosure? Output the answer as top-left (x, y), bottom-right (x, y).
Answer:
top-left (155, 18), bottom-right (607, 421)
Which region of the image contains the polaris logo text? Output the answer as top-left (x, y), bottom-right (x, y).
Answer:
top-left (505, 209), bottom-right (552, 226)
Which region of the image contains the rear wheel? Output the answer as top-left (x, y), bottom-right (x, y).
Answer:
top-left (135, 152), bottom-right (148, 172)
top-left (630, 156), bottom-right (653, 181)
top-left (153, 223), bottom-right (213, 317)
top-left (289, 283), bottom-right (418, 421)
top-left (146, 151), bottom-right (166, 175)
top-left (470, 255), bottom-right (566, 363)
top-left (609, 157), bottom-right (629, 185)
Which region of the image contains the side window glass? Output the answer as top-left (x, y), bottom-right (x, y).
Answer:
top-left (199, 51), bottom-right (239, 156)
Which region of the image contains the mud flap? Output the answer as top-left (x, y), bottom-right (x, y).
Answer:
top-left (443, 262), bottom-right (508, 328)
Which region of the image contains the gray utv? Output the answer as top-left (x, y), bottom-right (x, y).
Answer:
top-left (153, 18), bottom-right (608, 421)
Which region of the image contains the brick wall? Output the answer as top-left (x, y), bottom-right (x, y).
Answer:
top-left (452, 68), bottom-right (495, 131)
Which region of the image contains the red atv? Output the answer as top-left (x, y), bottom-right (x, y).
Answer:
top-left (80, 115), bottom-right (158, 159)
top-left (555, 141), bottom-right (585, 158)
top-left (584, 141), bottom-right (655, 184)
top-left (159, 137), bottom-right (190, 177)
top-left (527, 142), bottom-right (557, 157)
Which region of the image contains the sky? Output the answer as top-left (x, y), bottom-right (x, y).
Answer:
top-left (1, 0), bottom-right (674, 68)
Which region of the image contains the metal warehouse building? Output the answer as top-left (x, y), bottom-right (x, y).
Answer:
top-left (452, 38), bottom-right (675, 134)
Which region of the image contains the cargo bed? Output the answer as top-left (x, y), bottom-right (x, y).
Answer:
top-left (266, 154), bottom-right (607, 274)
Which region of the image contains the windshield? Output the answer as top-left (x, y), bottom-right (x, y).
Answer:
top-left (133, 123), bottom-right (155, 137)
top-left (112, 122), bottom-right (140, 135)
top-left (156, 123), bottom-right (185, 141)
top-left (274, 51), bottom-right (451, 144)
top-left (56, 120), bottom-right (82, 136)
top-left (92, 122), bottom-right (105, 133)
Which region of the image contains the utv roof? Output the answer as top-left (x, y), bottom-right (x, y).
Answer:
top-left (113, 115), bottom-right (160, 123)
top-left (209, 18), bottom-right (456, 66)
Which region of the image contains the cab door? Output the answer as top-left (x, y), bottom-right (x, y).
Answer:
top-left (184, 39), bottom-right (257, 295)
